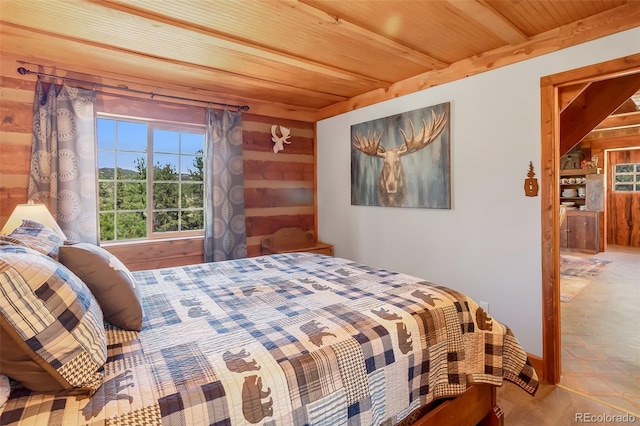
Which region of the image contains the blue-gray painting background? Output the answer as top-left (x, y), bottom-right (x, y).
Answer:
top-left (350, 102), bottom-right (451, 208)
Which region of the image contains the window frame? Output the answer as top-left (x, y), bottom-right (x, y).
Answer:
top-left (612, 162), bottom-right (640, 193)
top-left (97, 113), bottom-right (206, 242)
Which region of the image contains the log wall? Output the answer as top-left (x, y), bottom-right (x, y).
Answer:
top-left (0, 59), bottom-right (315, 269)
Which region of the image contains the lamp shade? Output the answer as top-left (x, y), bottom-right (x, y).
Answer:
top-left (0, 201), bottom-right (66, 238)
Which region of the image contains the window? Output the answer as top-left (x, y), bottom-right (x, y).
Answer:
top-left (613, 163), bottom-right (640, 193)
top-left (97, 117), bottom-right (205, 242)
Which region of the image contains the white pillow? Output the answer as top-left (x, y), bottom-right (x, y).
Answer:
top-left (0, 374), bottom-right (10, 407)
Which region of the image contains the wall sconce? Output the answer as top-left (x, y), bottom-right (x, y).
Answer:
top-left (0, 200), bottom-right (66, 238)
top-left (271, 124), bottom-right (291, 153)
top-left (524, 161), bottom-right (539, 197)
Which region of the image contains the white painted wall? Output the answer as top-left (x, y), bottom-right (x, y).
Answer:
top-left (316, 28), bottom-right (640, 356)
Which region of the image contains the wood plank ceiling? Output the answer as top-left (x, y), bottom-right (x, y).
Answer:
top-left (0, 0), bottom-right (638, 121)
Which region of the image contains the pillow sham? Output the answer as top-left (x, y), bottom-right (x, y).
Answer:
top-left (0, 244), bottom-right (106, 396)
top-left (1, 220), bottom-right (66, 259)
top-left (58, 242), bottom-right (143, 331)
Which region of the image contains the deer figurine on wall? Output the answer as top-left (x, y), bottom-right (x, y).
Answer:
top-left (353, 110), bottom-right (447, 207)
top-left (271, 124), bottom-right (291, 153)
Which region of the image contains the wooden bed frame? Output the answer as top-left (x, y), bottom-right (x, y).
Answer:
top-left (413, 385), bottom-right (503, 426)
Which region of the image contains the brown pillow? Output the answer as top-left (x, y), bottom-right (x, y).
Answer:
top-left (58, 243), bottom-right (143, 331)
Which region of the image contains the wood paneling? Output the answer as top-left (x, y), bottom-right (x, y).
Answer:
top-left (1, 1), bottom-right (636, 117)
top-left (245, 214), bottom-right (315, 238)
top-left (607, 149), bottom-right (640, 247)
top-left (245, 188), bottom-right (313, 208)
top-left (244, 160), bottom-right (314, 181)
top-left (0, 71), bottom-right (33, 225)
top-left (0, 61), bottom-right (317, 268)
top-left (103, 238), bottom-right (205, 272)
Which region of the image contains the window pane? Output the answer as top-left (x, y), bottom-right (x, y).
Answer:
top-left (182, 210), bottom-right (204, 231)
top-left (181, 155), bottom-right (203, 181)
top-left (614, 184), bottom-right (633, 192)
top-left (153, 155), bottom-right (179, 180)
top-left (116, 212), bottom-right (147, 239)
top-left (98, 151), bottom-right (115, 179)
top-left (99, 212), bottom-right (115, 242)
top-left (117, 122), bottom-right (147, 151)
top-left (182, 133), bottom-right (204, 155)
top-left (181, 183), bottom-right (204, 208)
top-left (615, 174), bottom-right (633, 183)
top-left (97, 117), bottom-right (206, 240)
top-left (97, 119), bottom-right (115, 149)
top-left (154, 182), bottom-right (179, 209)
top-left (615, 164), bottom-right (634, 173)
top-left (636, 183), bottom-right (640, 191)
top-left (99, 182), bottom-right (115, 210)
top-left (154, 130), bottom-right (179, 153)
top-left (116, 182), bottom-right (146, 209)
top-left (636, 164), bottom-right (640, 173)
top-left (117, 153), bottom-right (146, 179)
top-left (154, 211), bottom-right (179, 232)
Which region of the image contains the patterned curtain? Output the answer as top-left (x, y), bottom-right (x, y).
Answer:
top-left (28, 79), bottom-right (98, 244)
top-left (204, 109), bottom-right (247, 261)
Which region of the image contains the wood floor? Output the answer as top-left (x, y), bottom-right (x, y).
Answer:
top-left (496, 245), bottom-right (639, 425)
top-left (560, 245), bottom-right (640, 415)
top-left (497, 382), bottom-right (637, 424)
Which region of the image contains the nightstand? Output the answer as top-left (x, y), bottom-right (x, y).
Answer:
top-left (261, 227), bottom-right (333, 256)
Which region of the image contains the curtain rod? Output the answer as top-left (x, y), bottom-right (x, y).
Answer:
top-left (17, 67), bottom-right (250, 112)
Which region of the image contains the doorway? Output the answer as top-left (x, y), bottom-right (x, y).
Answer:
top-left (540, 53), bottom-right (640, 385)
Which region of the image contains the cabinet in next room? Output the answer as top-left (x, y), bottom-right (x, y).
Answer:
top-left (560, 210), bottom-right (604, 254)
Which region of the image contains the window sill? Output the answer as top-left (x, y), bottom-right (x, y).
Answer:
top-left (101, 235), bottom-right (204, 248)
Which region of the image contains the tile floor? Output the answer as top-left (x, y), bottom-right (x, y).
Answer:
top-left (560, 245), bottom-right (640, 416)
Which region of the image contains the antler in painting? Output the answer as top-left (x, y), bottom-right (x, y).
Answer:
top-left (353, 110), bottom-right (447, 207)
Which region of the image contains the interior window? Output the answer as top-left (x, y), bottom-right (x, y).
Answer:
top-left (97, 117), bottom-right (205, 242)
top-left (613, 163), bottom-right (640, 193)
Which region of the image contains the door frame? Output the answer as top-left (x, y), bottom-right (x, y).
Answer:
top-left (540, 53), bottom-right (640, 384)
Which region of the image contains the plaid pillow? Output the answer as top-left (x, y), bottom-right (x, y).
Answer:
top-left (2, 220), bottom-right (66, 259)
top-left (0, 244), bottom-right (107, 396)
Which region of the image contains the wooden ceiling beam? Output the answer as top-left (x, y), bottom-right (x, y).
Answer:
top-left (0, 51), bottom-right (319, 122)
top-left (613, 98), bottom-right (639, 114)
top-left (297, 0), bottom-right (449, 71)
top-left (6, 0), bottom-right (388, 89)
top-left (559, 72), bottom-right (640, 156)
top-left (583, 126), bottom-right (640, 142)
top-left (559, 83), bottom-right (590, 113)
top-left (594, 110), bottom-right (640, 130)
top-left (444, 0), bottom-right (528, 45)
top-left (317, 3), bottom-right (640, 120)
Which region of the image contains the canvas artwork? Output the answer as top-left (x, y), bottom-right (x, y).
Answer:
top-left (351, 102), bottom-right (451, 208)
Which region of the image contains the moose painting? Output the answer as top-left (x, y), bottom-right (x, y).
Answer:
top-left (351, 102), bottom-right (451, 208)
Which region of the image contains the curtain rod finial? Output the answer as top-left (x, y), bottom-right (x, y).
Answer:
top-left (17, 67), bottom-right (29, 75)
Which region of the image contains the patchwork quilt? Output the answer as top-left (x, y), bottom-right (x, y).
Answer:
top-left (0, 253), bottom-right (538, 425)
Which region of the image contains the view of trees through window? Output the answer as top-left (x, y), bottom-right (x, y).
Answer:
top-left (97, 117), bottom-right (205, 242)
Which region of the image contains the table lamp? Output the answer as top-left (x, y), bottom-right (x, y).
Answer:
top-left (0, 200), bottom-right (66, 238)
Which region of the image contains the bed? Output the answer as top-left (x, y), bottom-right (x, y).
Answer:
top-left (0, 235), bottom-right (538, 425)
